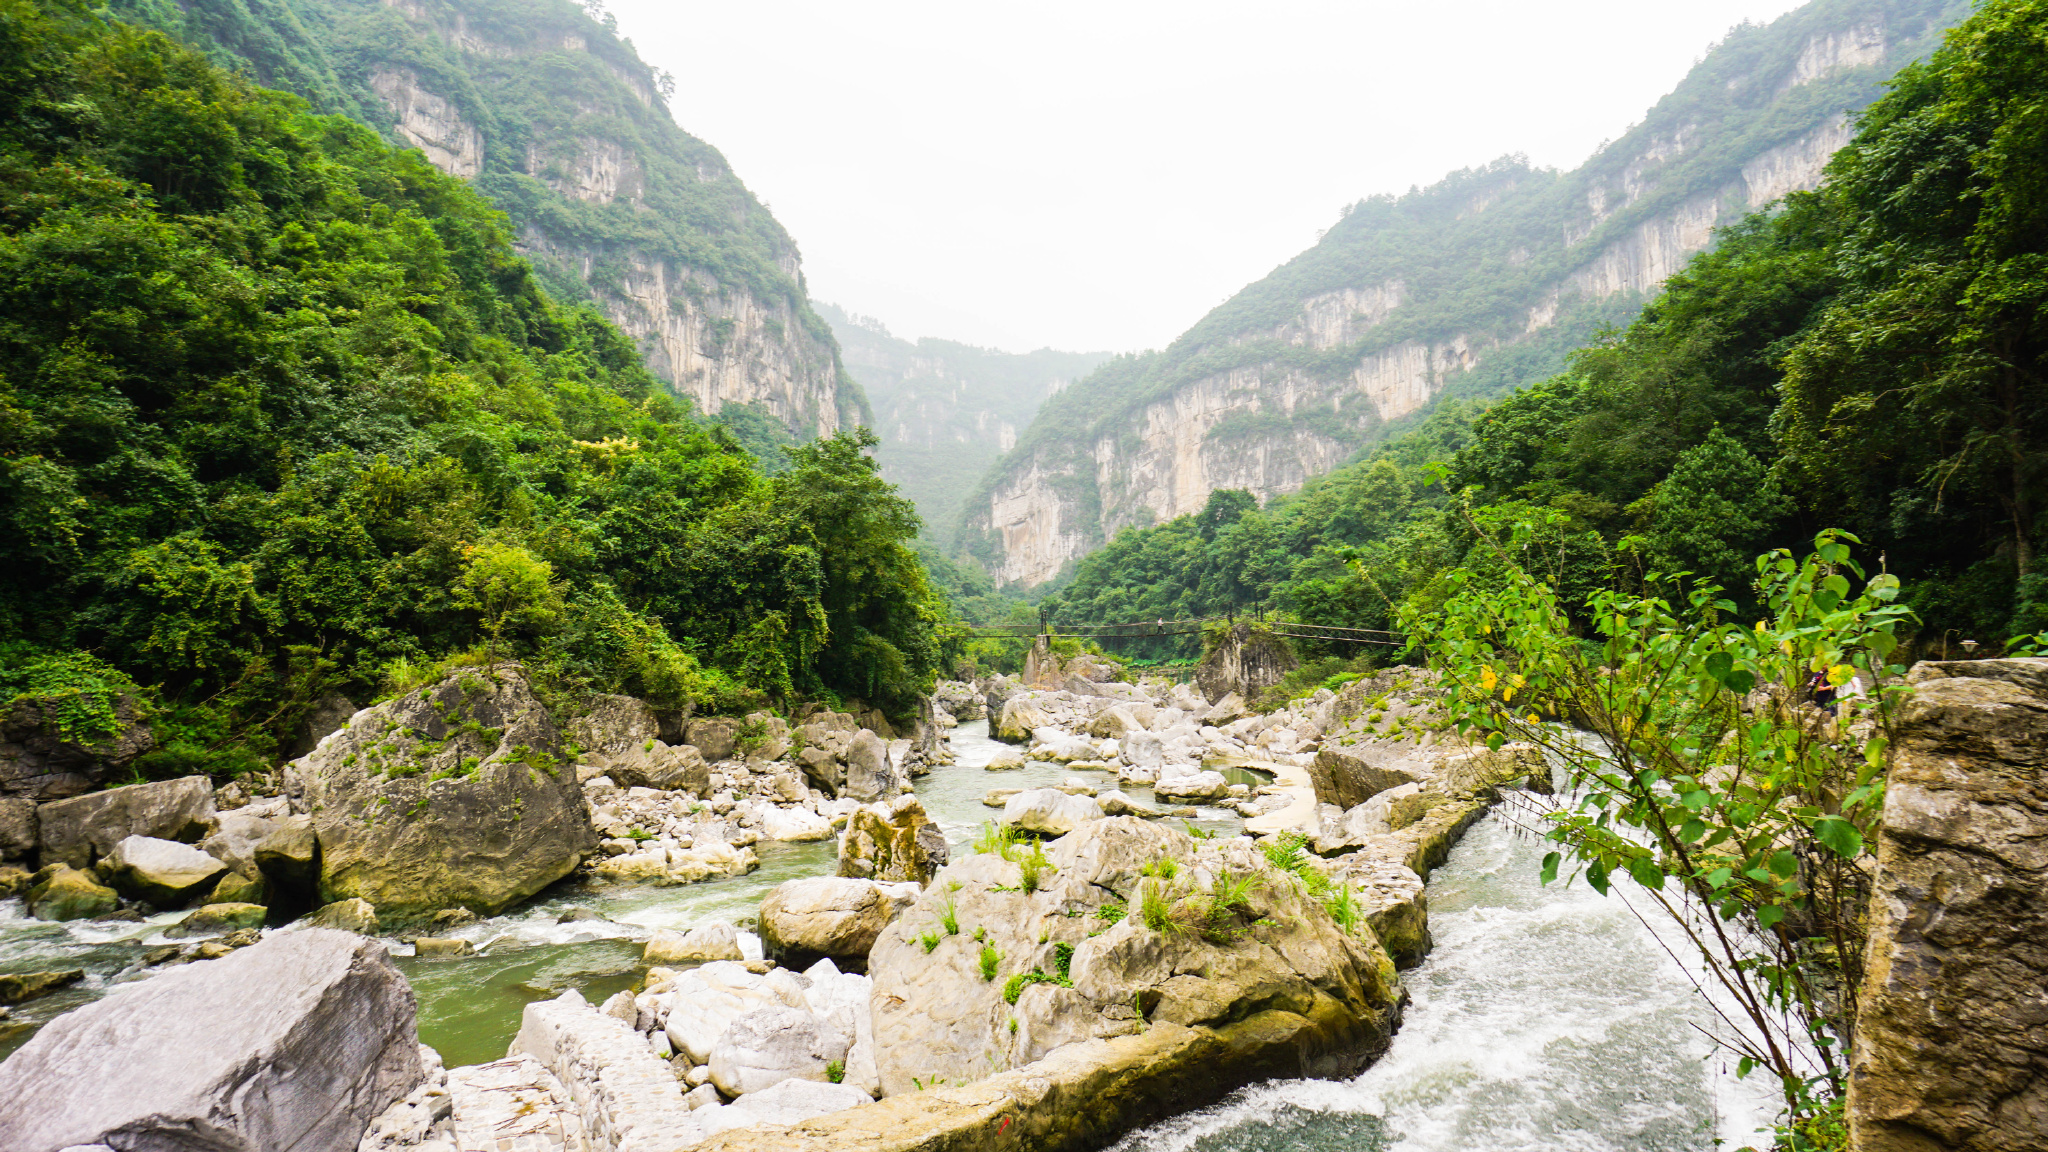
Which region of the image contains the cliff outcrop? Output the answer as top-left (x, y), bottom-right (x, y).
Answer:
top-left (959, 0), bottom-right (1965, 586)
top-left (128, 0), bottom-right (863, 439)
top-left (1848, 658), bottom-right (2048, 1152)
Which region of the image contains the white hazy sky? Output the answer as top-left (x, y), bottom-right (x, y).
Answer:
top-left (608, 0), bottom-right (1807, 355)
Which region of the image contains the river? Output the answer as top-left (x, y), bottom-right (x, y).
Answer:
top-left (1107, 808), bottom-right (1782, 1152)
top-left (0, 725), bottom-right (1774, 1151)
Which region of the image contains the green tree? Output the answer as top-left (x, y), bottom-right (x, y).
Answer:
top-left (1638, 425), bottom-right (1791, 594)
top-left (455, 541), bottom-right (563, 658)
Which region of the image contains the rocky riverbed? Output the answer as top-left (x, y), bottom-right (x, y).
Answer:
top-left (0, 654), bottom-right (1541, 1150)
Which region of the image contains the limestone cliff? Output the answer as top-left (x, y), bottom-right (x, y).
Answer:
top-left (820, 303), bottom-right (1108, 542)
top-left (127, 0), bottom-right (864, 437)
top-left (960, 0), bottom-right (1967, 586)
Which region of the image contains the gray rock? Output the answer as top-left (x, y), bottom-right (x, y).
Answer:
top-left (760, 877), bottom-right (916, 972)
top-left (199, 807), bottom-right (281, 877)
top-left (686, 717), bottom-right (741, 762)
top-left (1153, 770), bottom-right (1230, 801)
top-left (842, 730), bottom-right (900, 803)
top-left (513, 990), bottom-right (703, 1150)
top-left (698, 1075), bottom-right (870, 1135)
top-left (566, 694), bottom-right (661, 758)
top-left (36, 776), bottom-right (216, 869)
top-left (614, 740), bottom-right (711, 794)
top-left (303, 897), bottom-right (379, 935)
top-left (645, 922), bottom-right (743, 964)
top-left (984, 748), bottom-right (1027, 771)
top-left (287, 693), bottom-right (359, 761)
top-left (100, 835), bottom-right (227, 906)
top-left (1001, 788), bottom-right (1103, 836)
top-left (253, 813), bottom-right (318, 893)
top-left (1095, 790), bottom-right (1156, 818)
top-left (0, 796), bottom-right (35, 861)
top-left (708, 1005), bottom-right (851, 1097)
top-left (282, 664), bottom-right (596, 916)
top-left (684, 1081), bottom-right (722, 1110)
top-left (0, 928), bottom-right (423, 1152)
top-left (0, 693), bottom-right (154, 801)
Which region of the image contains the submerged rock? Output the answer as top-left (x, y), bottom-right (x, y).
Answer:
top-left (1001, 787), bottom-right (1102, 836)
top-left (167, 902), bottom-right (268, 938)
top-left (283, 664), bottom-right (595, 916)
top-left (25, 863), bottom-right (118, 922)
top-left (0, 928), bottom-right (424, 1152)
top-left (0, 969), bottom-right (82, 1005)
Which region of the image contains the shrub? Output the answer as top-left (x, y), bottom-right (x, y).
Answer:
top-left (978, 944), bottom-right (1001, 982)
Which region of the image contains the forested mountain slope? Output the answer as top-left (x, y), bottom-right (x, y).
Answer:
top-left (112, 0), bottom-right (866, 438)
top-left (0, 0), bottom-right (939, 777)
top-left (961, 0), bottom-right (1969, 587)
top-left (820, 302), bottom-right (1108, 544)
top-left (1043, 0), bottom-right (2048, 659)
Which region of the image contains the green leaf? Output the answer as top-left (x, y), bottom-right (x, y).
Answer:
top-left (1811, 816), bottom-right (1864, 858)
top-left (1681, 790), bottom-right (1711, 811)
top-left (1679, 818), bottom-right (1706, 844)
top-left (1586, 860), bottom-right (1610, 896)
top-left (1627, 857), bottom-right (1665, 890)
top-left (1539, 851), bottom-right (1560, 885)
top-left (1755, 904), bottom-right (1786, 930)
top-left (1769, 850), bottom-right (1798, 877)
top-left (1704, 866), bottom-right (1733, 889)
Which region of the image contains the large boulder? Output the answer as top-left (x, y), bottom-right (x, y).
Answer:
top-left (0, 692), bottom-right (155, 801)
top-left (566, 693), bottom-right (661, 757)
top-left (759, 876), bottom-right (916, 972)
top-left (708, 1005), bottom-right (852, 1097)
top-left (0, 928), bottom-right (424, 1152)
top-left (1195, 623), bottom-right (1297, 704)
top-left (686, 716), bottom-right (741, 762)
top-left (100, 834), bottom-right (228, 906)
top-left (1153, 770), bottom-right (1230, 801)
top-left (513, 990), bottom-right (704, 1148)
top-left (837, 795), bottom-right (947, 884)
top-left (282, 664), bottom-right (596, 916)
top-left (36, 775), bottom-right (216, 869)
top-left (1308, 747), bottom-right (1426, 811)
top-left (842, 729), bottom-right (901, 803)
top-left (645, 922), bottom-right (743, 965)
top-left (1001, 788), bottom-right (1103, 837)
top-left (865, 818), bottom-right (1401, 1098)
top-left (1848, 659), bottom-right (2048, 1152)
top-left (602, 740), bottom-right (710, 794)
top-left (25, 863), bottom-right (118, 921)
top-left (285, 692), bottom-right (360, 761)
top-left (662, 961), bottom-right (801, 1063)
top-left (199, 802), bottom-right (285, 877)
top-left (996, 696), bottom-right (1052, 743)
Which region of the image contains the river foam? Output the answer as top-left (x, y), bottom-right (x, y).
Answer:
top-left (1110, 812), bottom-right (1781, 1152)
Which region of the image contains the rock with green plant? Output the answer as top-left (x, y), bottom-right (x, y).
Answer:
top-left (1, 689), bottom-right (156, 801)
top-left (281, 664), bottom-right (594, 917)
top-left (865, 817), bottom-right (1402, 1098)
top-left (838, 795), bottom-right (948, 885)
top-left (26, 863), bottom-right (121, 921)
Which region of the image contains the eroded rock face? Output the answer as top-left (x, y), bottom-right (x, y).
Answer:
top-left (1849, 659), bottom-right (2048, 1152)
top-left (0, 928), bottom-right (423, 1152)
top-left (283, 664), bottom-right (595, 916)
top-left (0, 693), bottom-right (155, 800)
top-left (837, 795), bottom-right (946, 884)
top-left (36, 776), bottom-right (215, 869)
top-left (866, 818), bottom-right (1401, 1098)
top-left (708, 1005), bottom-right (851, 1097)
top-left (0, 796), bottom-right (35, 861)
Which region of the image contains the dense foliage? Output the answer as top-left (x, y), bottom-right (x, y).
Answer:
top-left (0, 1), bottom-right (940, 777)
top-left (1045, 0), bottom-right (2048, 665)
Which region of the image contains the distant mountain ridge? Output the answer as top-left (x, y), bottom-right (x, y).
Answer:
top-left (819, 303), bottom-right (1110, 542)
top-left (956, 0), bottom-right (1971, 587)
top-left (116, 0), bottom-right (866, 437)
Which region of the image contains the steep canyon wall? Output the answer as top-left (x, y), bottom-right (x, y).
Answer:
top-left (959, 0), bottom-right (1967, 586)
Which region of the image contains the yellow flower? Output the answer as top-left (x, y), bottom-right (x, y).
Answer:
top-left (1479, 665), bottom-right (1498, 692)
